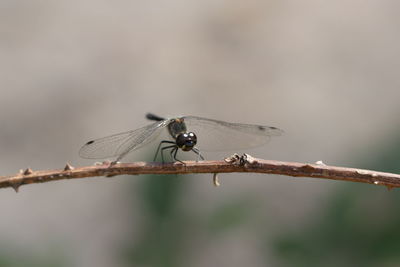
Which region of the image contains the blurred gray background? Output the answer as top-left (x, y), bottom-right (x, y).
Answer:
top-left (1, 1), bottom-right (400, 266)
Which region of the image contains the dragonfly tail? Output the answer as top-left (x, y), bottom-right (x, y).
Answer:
top-left (146, 113), bottom-right (165, 121)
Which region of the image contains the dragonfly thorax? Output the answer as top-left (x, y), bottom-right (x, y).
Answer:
top-left (167, 118), bottom-right (187, 138)
top-left (176, 132), bottom-right (197, 151)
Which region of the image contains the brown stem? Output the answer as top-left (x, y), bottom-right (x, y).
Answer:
top-left (1, 155), bottom-right (398, 192)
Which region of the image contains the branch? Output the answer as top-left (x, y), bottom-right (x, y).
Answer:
top-left (1, 154), bottom-right (399, 192)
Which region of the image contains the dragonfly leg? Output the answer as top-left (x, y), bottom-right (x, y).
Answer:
top-left (154, 140), bottom-right (176, 161)
top-left (192, 147), bottom-right (205, 162)
top-left (161, 144), bottom-right (177, 163)
top-left (171, 147), bottom-right (185, 164)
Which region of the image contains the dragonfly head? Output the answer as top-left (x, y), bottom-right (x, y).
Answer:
top-left (176, 132), bottom-right (197, 151)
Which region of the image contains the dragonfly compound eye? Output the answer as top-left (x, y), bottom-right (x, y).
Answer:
top-left (176, 132), bottom-right (197, 151)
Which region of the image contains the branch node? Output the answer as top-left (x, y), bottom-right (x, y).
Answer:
top-left (224, 153), bottom-right (241, 164)
top-left (242, 153), bottom-right (258, 165)
top-left (224, 153), bottom-right (258, 166)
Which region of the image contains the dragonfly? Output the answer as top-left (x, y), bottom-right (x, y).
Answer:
top-left (79, 113), bottom-right (283, 163)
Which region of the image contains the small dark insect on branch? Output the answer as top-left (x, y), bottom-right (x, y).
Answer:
top-left (0, 154), bottom-right (399, 192)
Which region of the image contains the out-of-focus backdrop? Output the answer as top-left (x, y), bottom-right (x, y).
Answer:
top-left (1, 1), bottom-right (400, 266)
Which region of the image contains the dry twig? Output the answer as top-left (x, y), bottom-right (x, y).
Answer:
top-left (0, 154), bottom-right (399, 192)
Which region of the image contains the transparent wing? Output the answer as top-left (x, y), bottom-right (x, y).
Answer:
top-left (79, 120), bottom-right (169, 160)
top-left (183, 116), bottom-right (283, 151)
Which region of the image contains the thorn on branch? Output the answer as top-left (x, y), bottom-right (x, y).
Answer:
top-left (9, 180), bottom-right (21, 193)
top-left (64, 163), bottom-right (74, 171)
top-left (23, 168), bottom-right (33, 175)
top-left (213, 173), bottom-right (220, 187)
